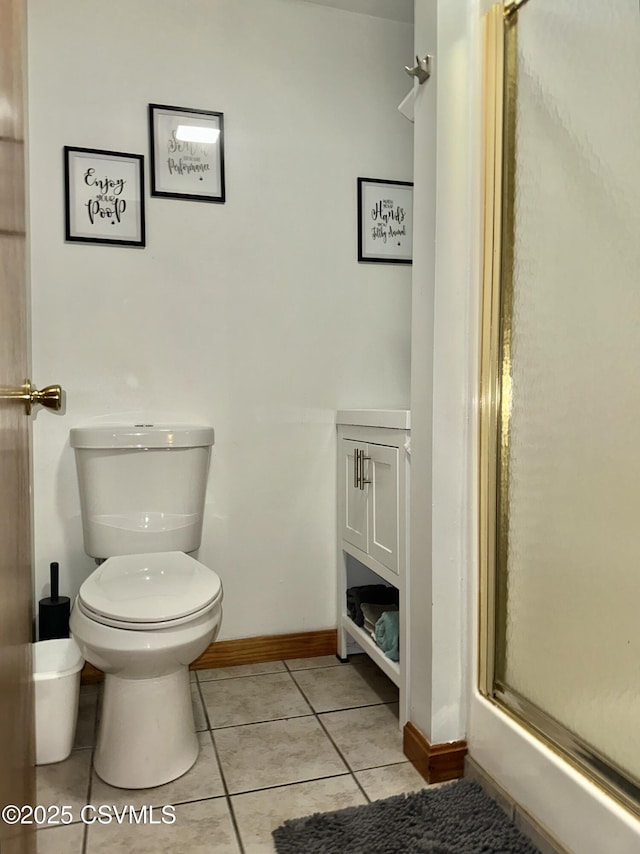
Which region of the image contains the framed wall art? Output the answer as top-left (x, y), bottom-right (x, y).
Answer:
top-left (64, 147), bottom-right (145, 247)
top-left (149, 103), bottom-right (226, 203)
top-left (357, 177), bottom-right (413, 264)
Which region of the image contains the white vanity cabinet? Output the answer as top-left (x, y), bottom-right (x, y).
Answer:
top-left (341, 439), bottom-right (400, 575)
top-left (336, 410), bottom-right (410, 726)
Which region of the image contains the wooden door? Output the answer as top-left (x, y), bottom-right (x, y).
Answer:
top-left (367, 443), bottom-right (399, 574)
top-left (339, 439), bottom-right (368, 553)
top-left (0, 1), bottom-right (36, 852)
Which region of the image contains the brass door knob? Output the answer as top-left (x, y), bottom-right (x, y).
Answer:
top-left (0, 379), bottom-right (63, 415)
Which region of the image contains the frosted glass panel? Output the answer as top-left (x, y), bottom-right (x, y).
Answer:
top-left (498, 0), bottom-right (640, 783)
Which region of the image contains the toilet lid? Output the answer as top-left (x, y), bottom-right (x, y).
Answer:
top-left (78, 551), bottom-right (222, 624)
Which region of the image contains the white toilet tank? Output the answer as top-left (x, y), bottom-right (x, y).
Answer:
top-left (70, 425), bottom-right (214, 559)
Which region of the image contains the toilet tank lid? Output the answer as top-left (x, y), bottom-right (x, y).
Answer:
top-left (70, 425), bottom-right (214, 449)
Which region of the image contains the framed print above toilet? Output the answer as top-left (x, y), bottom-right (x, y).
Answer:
top-left (64, 147), bottom-right (145, 247)
top-left (149, 104), bottom-right (226, 203)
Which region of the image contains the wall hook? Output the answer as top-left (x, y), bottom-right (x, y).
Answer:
top-left (404, 54), bottom-right (432, 85)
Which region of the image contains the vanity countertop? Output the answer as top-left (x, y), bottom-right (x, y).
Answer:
top-left (336, 409), bottom-right (410, 430)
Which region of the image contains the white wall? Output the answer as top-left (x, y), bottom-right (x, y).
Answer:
top-left (407, 0), bottom-right (437, 738)
top-left (408, 0), bottom-right (474, 745)
top-left (27, 0), bottom-right (413, 640)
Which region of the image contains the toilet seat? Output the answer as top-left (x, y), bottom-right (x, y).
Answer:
top-left (78, 551), bottom-right (222, 631)
top-left (76, 593), bottom-right (221, 631)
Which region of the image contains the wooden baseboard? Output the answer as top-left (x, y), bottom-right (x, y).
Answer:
top-left (190, 628), bottom-right (337, 669)
top-left (81, 628), bottom-right (337, 684)
top-left (81, 662), bottom-right (104, 684)
top-left (403, 721), bottom-right (467, 784)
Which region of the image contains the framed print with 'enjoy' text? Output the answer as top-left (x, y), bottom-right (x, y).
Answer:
top-left (64, 147), bottom-right (145, 247)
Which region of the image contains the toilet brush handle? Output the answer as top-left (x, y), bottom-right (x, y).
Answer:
top-left (50, 562), bottom-right (59, 602)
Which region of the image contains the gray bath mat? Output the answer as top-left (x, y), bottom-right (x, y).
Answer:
top-left (272, 779), bottom-right (541, 853)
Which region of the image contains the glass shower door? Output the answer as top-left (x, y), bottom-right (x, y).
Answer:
top-left (484, 0), bottom-right (640, 807)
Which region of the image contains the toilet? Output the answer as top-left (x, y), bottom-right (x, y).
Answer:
top-left (68, 424), bottom-right (222, 789)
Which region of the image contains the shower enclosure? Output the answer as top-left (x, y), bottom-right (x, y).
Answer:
top-left (480, 0), bottom-right (640, 812)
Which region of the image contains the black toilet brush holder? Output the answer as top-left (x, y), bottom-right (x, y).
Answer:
top-left (38, 562), bottom-right (71, 640)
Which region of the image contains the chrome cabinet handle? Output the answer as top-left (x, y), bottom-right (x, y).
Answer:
top-left (360, 453), bottom-right (371, 490)
top-left (351, 447), bottom-right (371, 490)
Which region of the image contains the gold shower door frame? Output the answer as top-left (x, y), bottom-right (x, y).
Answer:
top-left (479, 1), bottom-right (640, 817)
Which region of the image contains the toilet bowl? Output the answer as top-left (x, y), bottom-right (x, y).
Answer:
top-left (69, 423), bottom-right (220, 788)
top-left (70, 550), bottom-right (222, 789)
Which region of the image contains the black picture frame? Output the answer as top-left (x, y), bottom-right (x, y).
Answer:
top-left (357, 177), bottom-right (413, 264)
top-left (64, 146), bottom-right (145, 247)
top-left (149, 103), bottom-right (226, 203)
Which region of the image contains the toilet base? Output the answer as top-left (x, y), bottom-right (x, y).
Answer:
top-left (94, 667), bottom-right (198, 789)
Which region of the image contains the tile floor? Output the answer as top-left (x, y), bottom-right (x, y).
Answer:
top-left (35, 655), bottom-right (430, 853)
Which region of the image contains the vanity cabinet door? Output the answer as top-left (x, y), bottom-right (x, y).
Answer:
top-left (339, 439), bottom-right (368, 552)
top-left (367, 443), bottom-right (399, 574)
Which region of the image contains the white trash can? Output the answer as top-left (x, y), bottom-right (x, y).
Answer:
top-left (33, 638), bottom-right (84, 765)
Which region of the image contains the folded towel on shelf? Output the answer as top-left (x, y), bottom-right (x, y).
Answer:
top-left (346, 585), bottom-right (399, 628)
top-left (374, 610), bottom-right (400, 662)
top-left (361, 602), bottom-right (399, 635)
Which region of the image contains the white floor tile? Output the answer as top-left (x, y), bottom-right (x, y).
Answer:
top-left (85, 798), bottom-right (239, 853)
top-left (37, 822), bottom-right (84, 854)
top-left (215, 716), bottom-right (347, 794)
top-left (200, 672), bottom-right (311, 728)
top-left (36, 749), bottom-right (92, 826)
top-left (232, 775), bottom-right (366, 853)
top-left (355, 762), bottom-right (430, 801)
top-left (196, 661), bottom-right (287, 681)
top-left (320, 702), bottom-right (404, 770)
